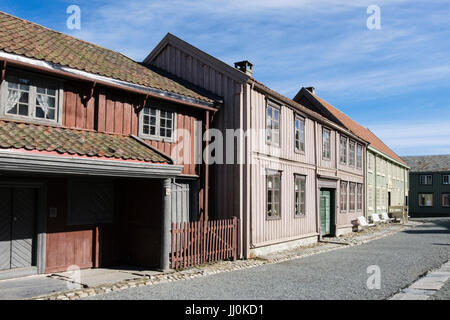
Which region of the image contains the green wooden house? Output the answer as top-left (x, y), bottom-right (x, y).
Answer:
top-left (402, 155), bottom-right (450, 217)
top-left (293, 87), bottom-right (410, 221)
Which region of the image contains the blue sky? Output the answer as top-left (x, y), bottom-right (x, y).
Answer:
top-left (2, 0), bottom-right (450, 156)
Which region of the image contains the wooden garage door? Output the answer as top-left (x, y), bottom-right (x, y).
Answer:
top-left (0, 187), bottom-right (36, 270)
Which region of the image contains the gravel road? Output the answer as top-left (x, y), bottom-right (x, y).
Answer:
top-left (88, 219), bottom-right (450, 300)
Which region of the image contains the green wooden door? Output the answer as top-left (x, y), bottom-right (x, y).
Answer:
top-left (320, 190), bottom-right (331, 236)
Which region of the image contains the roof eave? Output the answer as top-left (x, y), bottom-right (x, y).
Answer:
top-left (0, 149), bottom-right (183, 178)
top-left (368, 145), bottom-right (409, 169)
top-left (0, 51), bottom-right (220, 112)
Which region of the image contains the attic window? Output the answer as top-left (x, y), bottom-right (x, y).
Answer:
top-left (139, 105), bottom-right (176, 142)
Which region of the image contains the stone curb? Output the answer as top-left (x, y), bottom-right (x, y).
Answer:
top-left (31, 222), bottom-right (420, 300)
top-left (389, 259), bottom-right (450, 300)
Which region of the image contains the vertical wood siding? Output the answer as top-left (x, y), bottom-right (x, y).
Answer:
top-left (151, 43), bottom-right (367, 247)
top-left (153, 45), bottom-right (243, 221)
top-left (45, 178), bottom-right (93, 273)
top-left (250, 157), bottom-right (317, 246)
top-left (367, 150), bottom-right (409, 216)
top-left (61, 82), bottom-right (200, 175)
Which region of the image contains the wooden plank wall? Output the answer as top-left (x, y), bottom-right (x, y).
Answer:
top-left (61, 82), bottom-right (200, 175)
top-left (45, 178), bottom-right (93, 273)
top-left (250, 88), bottom-right (317, 246)
top-left (152, 44), bottom-right (243, 221)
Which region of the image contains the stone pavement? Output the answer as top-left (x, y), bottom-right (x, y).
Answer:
top-left (31, 221), bottom-right (421, 300)
top-left (0, 274), bottom-right (69, 300)
top-left (390, 260), bottom-right (450, 300)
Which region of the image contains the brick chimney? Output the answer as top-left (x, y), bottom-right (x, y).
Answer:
top-left (234, 60), bottom-right (253, 76)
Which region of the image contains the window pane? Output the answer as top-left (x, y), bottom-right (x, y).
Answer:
top-left (349, 141), bottom-right (355, 166)
top-left (323, 129), bottom-right (330, 159)
top-left (46, 108), bottom-right (55, 120)
top-left (8, 82), bottom-right (18, 89)
top-left (267, 172), bottom-right (281, 218)
top-left (18, 104), bottom-right (28, 116)
top-left (419, 194), bottom-right (433, 207)
top-left (19, 92), bottom-right (28, 103)
top-left (443, 194), bottom-right (450, 207)
top-left (47, 97), bottom-right (56, 108)
top-left (7, 104), bottom-right (17, 115)
top-left (35, 106), bottom-right (45, 118)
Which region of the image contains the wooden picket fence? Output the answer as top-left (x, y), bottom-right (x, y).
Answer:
top-left (171, 217), bottom-right (238, 269)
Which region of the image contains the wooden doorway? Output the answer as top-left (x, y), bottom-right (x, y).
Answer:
top-left (320, 189), bottom-right (335, 237)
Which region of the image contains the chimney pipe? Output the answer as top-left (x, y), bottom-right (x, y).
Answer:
top-left (305, 86), bottom-right (315, 94)
top-left (234, 60), bottom-right (253, 77)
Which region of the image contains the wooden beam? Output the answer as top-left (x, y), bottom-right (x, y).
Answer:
top-left (135, 94), bottom-right (149, 114)
top-left (81, 81), bottom-right (96, 107)
top-left (0, 60), bottom-right (6, 85)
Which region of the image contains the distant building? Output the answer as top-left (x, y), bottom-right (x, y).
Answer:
top-left (293, 88), bottom-right (410, 220)
top-left (402, 155), bottom-right (450, 217)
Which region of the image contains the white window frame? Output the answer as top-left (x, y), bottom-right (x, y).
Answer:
top-left (322, 127), bottom-right (331, 160)
top-left (266, 102), bottom-right (280, 146)
top-left (266, 170), bottom-right (282, 220)
top-left (294, 115), bottom-right (305, 153)
top-left (0, 70), bottom-right (63, 125)
top-left (139, 105), bottom-right (177, 143)
top-left (340, 180), bottom-right (348, 213)
top-left (349, 182), bottom-right (356, 211)
top-left (357, 183), bottom-right (363, 211)
top-left (442, 175), bottom-right (450, 185)
top-left (419, 175), bottom-right (432, 185)
top-left (348, 140), bottom-right (356, 167)
top-left (294, 174), bottom-right (306, 217)
top-left (339, 135), bottom-right (347, 165)
top-left (368, 153), bottom-right (374, 172)
top-left (356, 144), bottom-right (363, 170)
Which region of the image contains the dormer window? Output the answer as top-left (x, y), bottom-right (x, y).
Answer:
top-left (1, 71), bottom-right (62, 124)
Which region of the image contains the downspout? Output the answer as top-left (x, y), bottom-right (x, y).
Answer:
top-left (204, 110), bottom-right (210, 222)
top-left (364, 145), bottom-right (367, 219)
top-left (314, 121), bottom-right (320, 239)
top-left (247, 82), bottom-right (254, 258)
top-left (373, 153), bottom-right (378, 213)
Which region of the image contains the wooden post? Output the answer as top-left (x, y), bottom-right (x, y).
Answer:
top-left (160, 178), bottom-right (172, 271)
top-left (93, 225), bottom-right (100, 268)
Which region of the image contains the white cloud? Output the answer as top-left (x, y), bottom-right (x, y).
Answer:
top-left (367, 121), bottom-right (450, 156)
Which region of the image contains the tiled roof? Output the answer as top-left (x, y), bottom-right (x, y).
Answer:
top-left (402, 155), bottom-right (450, 172)
top-left (301, 90), bottom-right (408, 166)
top-left (0, 11), bottom-right (216, 104)
top-left (0, 120), bottom-right (171, 163)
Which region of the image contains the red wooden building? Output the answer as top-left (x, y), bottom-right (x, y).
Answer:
top-left (0, 12), bottom-right (221, 279)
